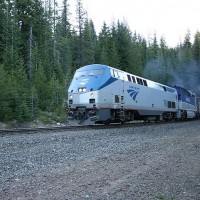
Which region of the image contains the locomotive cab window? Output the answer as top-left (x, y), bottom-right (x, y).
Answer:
top-left (88, 69), bottom-right (104, 76)
top-left (115, 70), bottom-right (120, 77)
top-left (143, 80), bottom-right (148, 86)
top-left (111, 69), bottom-right (119, 78)
top-left (74, 70), bottom-right (87, 78)
top-left (127, 74), bottom-right (131, 82)
top-left (167, 101), bottom-right (175, 108)
top-left (132, 76), bottom-right (136, 83)
top-left (115, 95), bottom-right (120, 103)
top-left (137, 78), bottom-right (143, 85)
top-left (118, 71), bottom-right (124, 79)
top-left (111, 69), bottom-right (115, 77)
top-left (168, 101), bottom-right (172, 108)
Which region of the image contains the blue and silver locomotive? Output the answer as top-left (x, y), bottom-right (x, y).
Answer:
top-left (68, 64), bottom-right (199, 125)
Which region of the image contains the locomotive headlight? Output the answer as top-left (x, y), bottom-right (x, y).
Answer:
top-left (78, 87), bottom-right (86, 92)
top-left (90, 92), bottom-right (94, 97)
top-left (69, 94), bottom-right (73, 99)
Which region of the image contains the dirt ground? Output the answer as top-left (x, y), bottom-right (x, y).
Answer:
top-left (1, 121), bottom-right (200, 199)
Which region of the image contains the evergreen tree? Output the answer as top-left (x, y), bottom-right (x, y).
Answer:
top-left (108, 41), bottom-right (119, 67)
top-left (183, 29), bottom-right (192, 63)
top-left (108, 23), bottom-right (120, 67)
top-left (1, 0), bottom-right (21, 72)
top-left (82, 19), bottom-right (97, 65)
top-left (192, 31), bottom-right (200, 65)
top-left (98, 22), bottom-right (111, 65)
top-left (0, 62), bottom-right (32, 121)
top-left (42, 0), bottom-right (55, 80)
top-left (15, 0), bottom-right (46, 75)
top-left (160, 37), bottom-right (167, 58)
top-left (145, 35), bottom-right (167, 83)
top-left (0, 0), bottom-right (6, 63)
top-left (0, 64), bottom-right (11, 121)
top-left (147, 33), bottom-right (159, 60)
top-left (140, 37), bottom-right (147, 69)
top-left (115, 21), bottom-right (133, 71)
top-left (49, 73), bottom-right (65, 112)
top-left (56, 0), bottom-right (72, 76)
top-left (99, 46), bottom-right (109, 65)
top-left (75, 0), bottom-right (86, 66)
top-left (115, 21), bottom-right (142, 74)
top-left (13, 61), bottom-right (32, 121)
top-left (130, 32), bottom-right (143, 75)
top-left (34, 64), bottom-right (50, 111)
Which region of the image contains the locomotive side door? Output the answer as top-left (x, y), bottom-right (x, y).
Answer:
top-left (112, 69), bottom-right (125, 108)
top-left (116, 70), bottom-right (125, 120)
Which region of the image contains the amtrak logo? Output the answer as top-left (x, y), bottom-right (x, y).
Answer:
top-left (127, 89), bottom-right (139, 101)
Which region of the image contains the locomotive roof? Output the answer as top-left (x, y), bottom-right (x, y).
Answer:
top-left (76, 64), bottom-right (176, 93)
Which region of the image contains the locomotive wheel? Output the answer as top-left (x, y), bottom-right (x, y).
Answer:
top-left (104, 121), bottom-right (110, 125)
top-left (121, 120), bottom-right (126, 125)
top-left (181, 111), bottom-right (187, 120)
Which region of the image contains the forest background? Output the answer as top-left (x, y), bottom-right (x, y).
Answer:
top-left (0, 0), bottom-right (200, 124)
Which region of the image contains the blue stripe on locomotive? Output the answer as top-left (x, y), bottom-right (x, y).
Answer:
top-left (174, 86), bottom-right (196, 106)
top-left (68, 64), bottom-right (117, 92)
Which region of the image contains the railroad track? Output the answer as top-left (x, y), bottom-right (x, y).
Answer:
top-left (0, 123), bottom-right (134, 135)
top-left (0, 119), bottom-right (198, 135)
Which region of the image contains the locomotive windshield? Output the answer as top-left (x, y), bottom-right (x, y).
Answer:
top-left (74, 69), bottom-right (104, 78)
top-left (88, 69), bottom-right (104, 76)
top-left (74, 70), bottom-right (87, 78)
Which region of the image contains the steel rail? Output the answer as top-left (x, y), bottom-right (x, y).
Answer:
top-left (0, 119), bottom-right (198, 136)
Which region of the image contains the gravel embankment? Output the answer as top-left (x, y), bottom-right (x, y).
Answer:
top-left (0, 121), bottom-right (200, 200)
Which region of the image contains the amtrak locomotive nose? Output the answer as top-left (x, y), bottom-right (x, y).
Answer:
top-left (68, 64), bottom-right (117, 125)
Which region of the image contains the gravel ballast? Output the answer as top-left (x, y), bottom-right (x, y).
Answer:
top-left (0, 121), bottom-right (200, 199)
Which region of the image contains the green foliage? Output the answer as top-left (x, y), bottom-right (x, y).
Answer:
top-left (17, 101), bottom-right (32, 122)
top-left (115, 21), bottom-right (133, 71)
top-left (183, 30), bottom-right (192, 63)
top-left (0, 63), bottom-right (32, 121)
top-left (75, 0), bottom-right (87, 66)
top-left (192, 31), bottom-right (200, 64)
top-left (82, 19), bottom-right (97, 65)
